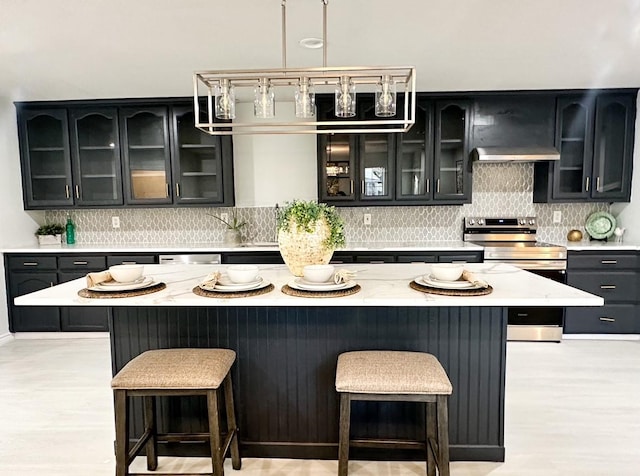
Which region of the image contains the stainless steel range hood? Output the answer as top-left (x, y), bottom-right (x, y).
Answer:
top-left (472, 147), bottom-right (560, 163)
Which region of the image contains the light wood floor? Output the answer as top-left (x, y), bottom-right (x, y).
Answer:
top-left (0, 337), bottom-right (639, 475)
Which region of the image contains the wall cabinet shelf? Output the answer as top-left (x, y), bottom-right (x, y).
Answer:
top-left (15, 99), bottom-right (235, 210)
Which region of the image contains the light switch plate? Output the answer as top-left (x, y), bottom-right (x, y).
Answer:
top-left (220, 213), bottom-right (229, 224)
top-left (112, 216), bottom-right (120, 228)
top-left (363, 213), bottom-right (372, 225)
top-left (553, 211), bottom-right (562, 223)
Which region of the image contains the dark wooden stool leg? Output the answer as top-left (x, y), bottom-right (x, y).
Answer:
top-left (143, 395), bottom-right (158, 471)
top-left (208, 389), bottom-right (224, 476)
top-left (437, 395), bottom-right (450, 476)
top-left (114, 389), bottom-right (129, 476)
top-left (426, 401), bottom-right (436, 476)
top-left (338, 392), bottom-right (351, 476)
top-left (223, 374), bottom-right (242, 470)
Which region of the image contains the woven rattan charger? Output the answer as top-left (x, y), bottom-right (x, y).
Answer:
top-left (78, 282), bottom-right (166, 299)
top-left (409, 280), bottom-right (493, 296)
top-left (193, 283), bottom-right (275, 298)
top-left (281, 283), bottom-right (361, 298)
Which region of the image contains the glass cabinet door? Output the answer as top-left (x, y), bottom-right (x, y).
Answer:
top-left (359, 133), bottom-right (393, 200)
top-left (319, 134), bottom-right (356, 201)
top-left (120, 107), bottom-right (172, 205)
top-left (592, 94), bottom-right (634, 201)
top-left (19, 109), bottom-right (73, 207)
top-left (434, 100), bottom-right (470, 200)
top-left (552, 97), bottom-right (593, 200)
top-left (396, 101), bottom-right (430, 200)
top-left (171, 106), bottom-right (224, 204)
top-left (69, 108), bottom-right (123, 206)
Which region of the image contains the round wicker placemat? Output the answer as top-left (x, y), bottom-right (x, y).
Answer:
top-left (78, 282), bottom-right (166, 299)
top-left (192, 283), bottom-right (275, 298)
top-left (409, 280), bottom-right (493, 296)
top-left (281, 284), bottom-right (361, 298)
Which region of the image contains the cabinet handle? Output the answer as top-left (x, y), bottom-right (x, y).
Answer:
top-left (585, 176), bottom-right (590, 192)
top-left (65, 185), bottom-right (70, 199)
top-left (73, 261), bottom-right (88, 266)
top-left (436, 179), bottom-right (440, 193)
top-left (426, 178), bottom-right (430, 194)
top-left (22, 262), bottom-right (39, 266)
top-left (175, 183), bottom-right (180, 197)
top-left (166, 183), bottom-right (169, 198)
top-left (361, 180), bottom-right (365, 195)
top-left (596, 176), bottom-right (601, 192)
top-left (599, 317), bottom-right (616, 322)
top-left (49, 282), bottom-right (54, 287)
top-left (368, 260), bottom-right (386, 264)
top-left (121, 261), bottom-right (137, 265)
top-left (600, 285), bottom-right (617, 289)
top-left (601, 260), bottom-right (618, 264)
top-left (350, 180), bottom-right (354, 195)
top-left (75, 185), bottom-right (80, 199)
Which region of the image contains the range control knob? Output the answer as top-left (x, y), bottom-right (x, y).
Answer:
top-left (478, 219), bottom-right (485, 226)
top-left (468, 218), bottom-right (475, 226)
top-left (529, 219), bottom-right (536, 225)
top-left (519, 219), bottom-right (525, 225)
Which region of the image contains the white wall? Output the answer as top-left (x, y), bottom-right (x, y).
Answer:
top-left (232, 102), bottom-right (317, 207)
top-left (0, 97), bottom-right (43, 337)
top-left (611, 92), bottom-right (640, 241)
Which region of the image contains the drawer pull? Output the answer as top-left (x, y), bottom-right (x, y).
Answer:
top-left (599, 317), bottom-right (616, 322)
top-left (121, 261), bottom-right (137, 265)
top-left (49, 282), bottom-right (54, 287)
top-left (600, 285), bottom-right (617, 290)
top-left (73, 261), bottom-right (88, 266)
top-left (368, 260), bottom-right (386, 264)
top-left (22, 262), bottom-right (39, 266)
top-left (601, 260), bottom-right (618, 264)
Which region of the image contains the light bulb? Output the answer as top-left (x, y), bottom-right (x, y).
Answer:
top-left (295, 78), bottom-right (316, 118)
top-left (335, 76), bottom-right (356, 118)
top-left (215, 79), bottom-right (235, 120)
top-left (254, 78), bottom-right (275, 118)
top-left (375, 75), bottom-right (396, 117)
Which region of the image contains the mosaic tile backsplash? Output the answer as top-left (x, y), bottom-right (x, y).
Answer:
top-left (45, 164), bottom-right (609, 245)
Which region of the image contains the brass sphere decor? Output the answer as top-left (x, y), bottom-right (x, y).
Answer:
top-left (567, 229), bottom-right (583, 242)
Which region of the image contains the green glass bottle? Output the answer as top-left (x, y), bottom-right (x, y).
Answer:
top-left (65, 214), bottom-right (75, 245)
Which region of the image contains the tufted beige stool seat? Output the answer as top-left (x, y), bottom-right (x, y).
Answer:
top-left (335, 351), bottom-right (452, 476)
top-left (111, 348), bottom-right (241, 476)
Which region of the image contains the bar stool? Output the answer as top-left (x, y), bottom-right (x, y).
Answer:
top-left (111, 348), bottom-right (242, 476)
top-left (335, 350), bottom-right (452, 476)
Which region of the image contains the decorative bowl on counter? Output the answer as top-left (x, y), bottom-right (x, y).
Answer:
top-left (226, 265), bottom-right (260, 284)
top-left (302, 264), bottom-right (335, 283)
top-left (430, 263), bottom-right (464, 282)
top-left (109, 264), bottom-right (144, 283)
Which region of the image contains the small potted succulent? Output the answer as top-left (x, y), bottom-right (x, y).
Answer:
top-left (35, 223), bottom-right (65, 245)
top-left (209, 209), bottom-right (247, 246)
top-left (277, 200), bottom-right (345, 276)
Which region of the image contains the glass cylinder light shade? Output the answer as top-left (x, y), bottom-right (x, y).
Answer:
top-left (215, 80), bottom-right (236, 120)
top-left (375, 75), bottom-right (397, 117)
top-left (295, 78), bottom-right (316, 118)
top-left (335, 76), bottom-right (356, 118)
top-left (254, 78), bottom-right (275, 118)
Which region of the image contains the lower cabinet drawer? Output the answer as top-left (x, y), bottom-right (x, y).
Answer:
top-left (567, 271), bottom-right (637, 302)
top-left (565, 304), bottom-right (637, 334)
top-left (58, 256), bottom-right (106, 270)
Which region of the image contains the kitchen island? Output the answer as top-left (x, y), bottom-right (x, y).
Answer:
top-left (15, 263), bottom-right (602, 462)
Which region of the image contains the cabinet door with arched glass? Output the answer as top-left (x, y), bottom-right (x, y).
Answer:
top-left (120, 107), bottom-right (172, 205)
top-left (591, 94), bottom-right (634, 202)
top-left (69, 107), bottom-right (123, 206)
top-left (396, 101), bottom-right (432, 201)
top-left (171, 106), bottom-right (224, 205)
top-left (433, 100), bottom-right (471, 202)
top-left (18, 109), bottom-right (74, 208)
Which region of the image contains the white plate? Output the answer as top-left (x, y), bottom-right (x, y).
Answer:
top-left (290, 278), bottom-right (355, 292)
top-left (90, 276), bottom-right (155, 292)
top-left (416, 276), bottom-right (480, 290)
top-left (199, 279), bottom-right (268, 293)
top-left (215, 276), bottom-right (263, 289)
top-left (99, 276), bottom-right (145, 286)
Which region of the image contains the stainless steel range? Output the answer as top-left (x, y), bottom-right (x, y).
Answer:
top-left (463, 217), bottom-right (567, 342)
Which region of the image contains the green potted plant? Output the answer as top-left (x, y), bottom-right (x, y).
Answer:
top-left (35, 223), bottom-right (65, 245)
top-left (209, 209), bottom-right (247, 246)
top-left (277, 200), bottom-right (346, 276)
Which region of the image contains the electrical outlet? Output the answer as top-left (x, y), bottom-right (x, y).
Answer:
top-left (111, 216), bottom-right (120, 228)
top-left (363, 213), bottom-right (372, 226)
top-left (220, 213), bottom-right (229, 224)
top-left (553, 211), bottom-right (562, 224)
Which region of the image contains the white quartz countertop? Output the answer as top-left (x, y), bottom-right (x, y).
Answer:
top-left (1, 241), bottom-right (481, 253)
top-left (14, 263), bottom-right (603, 308)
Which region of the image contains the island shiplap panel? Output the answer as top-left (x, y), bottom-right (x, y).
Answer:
top-left (110, 305), bottom-right (506, 461)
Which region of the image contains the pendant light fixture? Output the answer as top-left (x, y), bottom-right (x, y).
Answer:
top-left (193, 0), bottom-right (416, 135)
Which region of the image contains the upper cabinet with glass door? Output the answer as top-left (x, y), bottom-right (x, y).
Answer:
top-left (69, 107), bottom-right (123, 206)
top-left (119, 106), bottom-right (173, 205)
top-left (534, 92), bottom-right (635, 203)
top-left (18, 109), bottom-right (74, 209)
top-left (170, 105), bottom-right (234, 206)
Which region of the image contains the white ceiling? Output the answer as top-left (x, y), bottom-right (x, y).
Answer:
top-left (2, 0), bottom-right (640, 102)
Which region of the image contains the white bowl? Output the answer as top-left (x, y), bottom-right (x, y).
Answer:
top-left (430, 263), bottom-right (464, 282)
top-left (226, 265), bottom-right (259, 284)
top-left (302, 264), bottom-right (335, 283)
top-left (109, 264), bottom-right (144, 283)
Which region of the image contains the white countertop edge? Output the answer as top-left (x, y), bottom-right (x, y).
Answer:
top-left (14, 263), bottom-right (603, 308)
